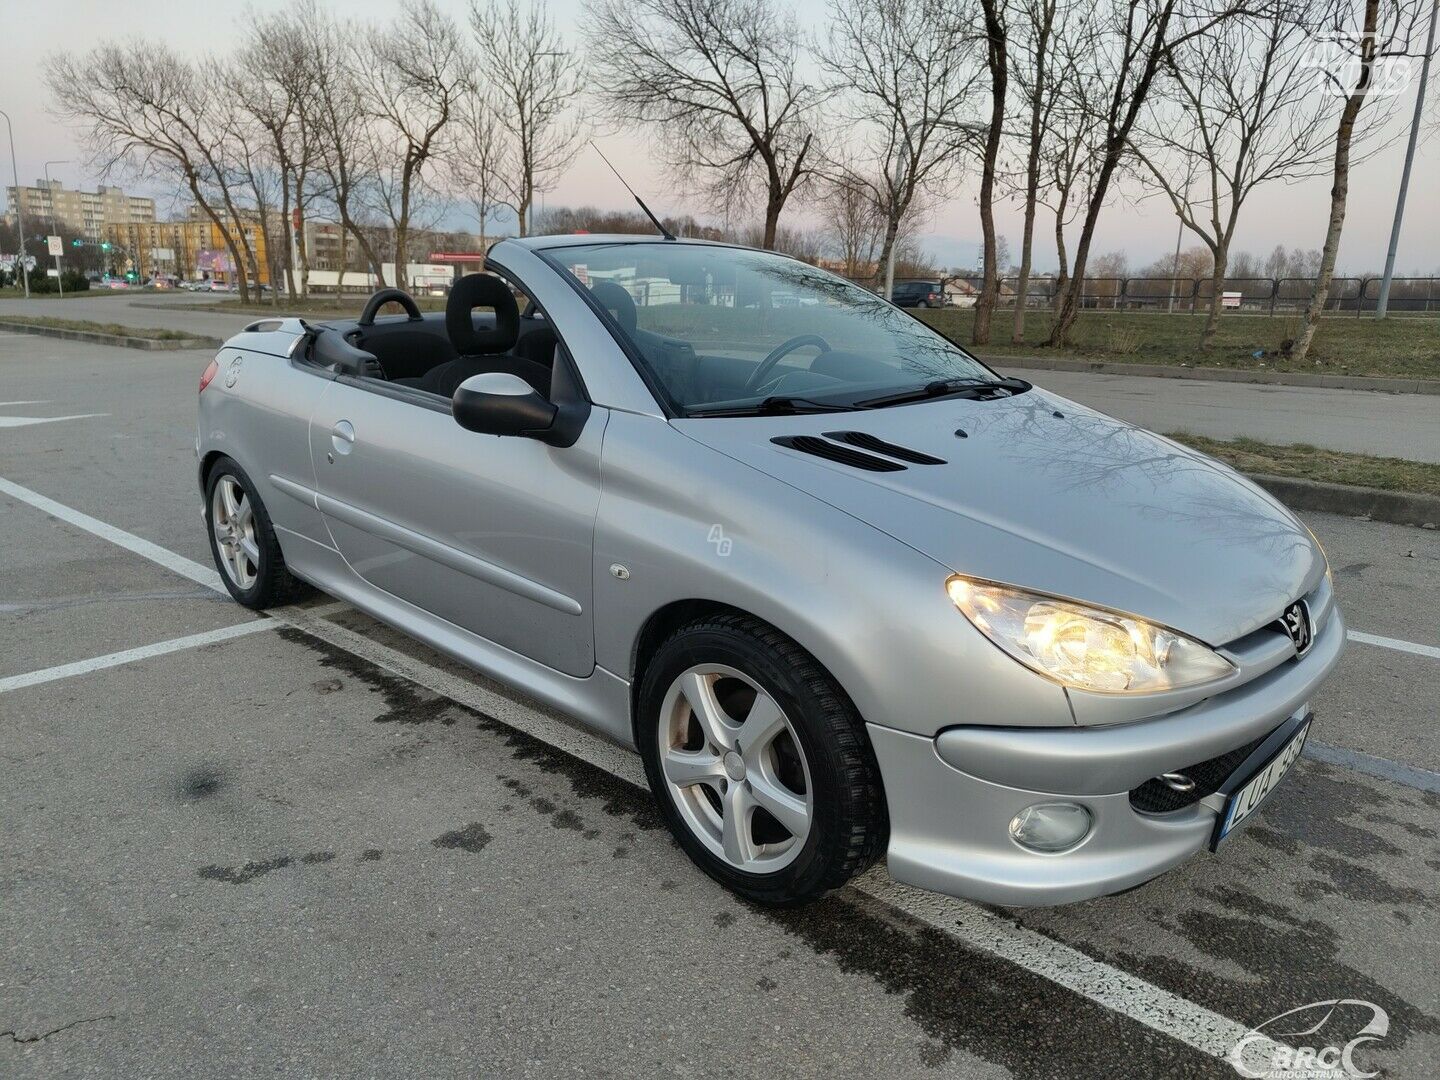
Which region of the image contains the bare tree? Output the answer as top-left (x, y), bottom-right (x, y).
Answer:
top-left (447, 87), bottom-right (508, 250)
top-left (1293, 0), bottom-right (1428, 360)
top-left (309, 9), bottom-right (388, 287)
top-left (585, 0), bottom-right (821, 247)
top-left (1045, 0), bottom-right (1249, 346)
top-left (821, 169), bottom-right (886, 280)
top-left (470, 0), bottom-right (587, 237)
top-left (46, 42), bottom-right (261, 303)
top-left (1010, 0), bottom-right (1089, 341)
top-left (1037, 19), bottom-right (1109, 309)
top-left (820, 0), bottom-right (984, 300)
top-left (1130, 0), bottom-right (1335, 348)
top-left (972, 0), bottom-right (1010, 344)
top-left (220, 88), bottom-right (284, 306)
top-left (236, 3), bottom-right (326, 300)
top-left (363, 0), bottom-right (468, 290)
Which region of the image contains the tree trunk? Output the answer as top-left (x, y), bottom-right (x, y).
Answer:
top-left (296, 208), bottom-right (310, 299)
top-left (1201, 246), bottom-right (1227, 350)
top-left (1293, 0), bottom-right (1378, 364)
top-left (1012, 7), bottom-right (1051, 344)
top-left (394, 220), bottom-right (409, 291)
top-left (973, 0), bottom-right (1008, 346)
top-left (762, 196), bottom-right (783, 251)
top-left (1053, 200), bottom-right (1069, 315)
top-left (1203, 253), bottom-right (1226, 347)
top-left (339, 210), bottom-right (386, 289)
top-left (875, 215), bottom-right (901, 300)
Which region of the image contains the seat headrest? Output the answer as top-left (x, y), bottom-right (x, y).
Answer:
top-left (447, 273), bottom-right (519, 355)
top-left (590, 281), bottom-right (638, 335)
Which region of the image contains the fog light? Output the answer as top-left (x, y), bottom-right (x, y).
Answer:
top-left (1009, 803), bottom-right (1092, 853)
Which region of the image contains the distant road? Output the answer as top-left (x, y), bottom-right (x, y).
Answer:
top-left (1005, 364), bottom-right (1440, 465)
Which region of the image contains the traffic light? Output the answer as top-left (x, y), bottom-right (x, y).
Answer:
top-left (100, 242), bottom-right (111, 251)
top-left (72, 238), bottom-right (83, 248)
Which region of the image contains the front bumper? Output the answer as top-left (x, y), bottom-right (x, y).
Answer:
top-left (870, 603), bottom-right (1345, 907)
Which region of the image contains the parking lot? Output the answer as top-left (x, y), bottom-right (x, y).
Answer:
top-left (2, 326), bottom-right (1438, 1077)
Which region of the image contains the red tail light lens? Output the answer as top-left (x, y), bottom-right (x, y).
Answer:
top-left (199, 358), bottom-right (219, 393)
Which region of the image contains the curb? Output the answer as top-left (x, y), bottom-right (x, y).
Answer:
top-left (0, 321), bottom-right (220, 351)
top-left (998, 355), bottom-right (1440, 395)
top-left (1246, 474), bottom-right (1440, 527)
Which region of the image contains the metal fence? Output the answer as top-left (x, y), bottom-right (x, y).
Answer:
top-left (941, 275), bottom-right (1440, 316)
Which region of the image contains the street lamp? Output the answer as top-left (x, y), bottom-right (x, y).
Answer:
top-left (0, 108), bottom-right (30, 298)
top-left (43, 159), bottom-right (69, 297)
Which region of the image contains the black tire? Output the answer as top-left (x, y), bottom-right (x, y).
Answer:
top-left (637, 614), bottom-right (887, 905)
top-left (204, 458), bottom-right (309, 610)
top-left (916, 300), bottom-right (928, 308)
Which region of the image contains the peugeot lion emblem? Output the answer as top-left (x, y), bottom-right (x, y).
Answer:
top-left (1281, 601), bottom-right (1312, 655)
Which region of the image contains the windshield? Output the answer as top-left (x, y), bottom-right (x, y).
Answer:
top-left (541, 243), bottom-right (998, 414)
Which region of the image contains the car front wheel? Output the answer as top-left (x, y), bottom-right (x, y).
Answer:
top-left (637, 614), bottom-right (887, 905)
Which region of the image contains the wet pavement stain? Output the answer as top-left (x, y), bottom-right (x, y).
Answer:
top-left (714, 911), bottom-right (735, 928)
top-left (359, 849), bottom-right (384, 862)
top-left (279, 628), bottom-right (456, 726)
top-left (764, 893), bottom-right (1221, 1078)
top-left (1098, 885), bottom-right (1440, 1058)
top-left (178, 765), bottom-right (225, 801)
top-left (300, 851), bottom-right (336, 865)
top-left (552, 810), bottom-right (584, 832)
top-left (198, 856), bottom-right (293, 885)
top-left (432, 823), bottom-right (492, 853)
top-left (279, 629), bottom-right (663, 832)
top-left (1294, 853), bottom-right (1430, 906)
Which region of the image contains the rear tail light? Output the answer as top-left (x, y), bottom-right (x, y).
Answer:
top-left (199, 358), bottom-right (219, 393)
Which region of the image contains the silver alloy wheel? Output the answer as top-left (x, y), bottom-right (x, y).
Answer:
top-left (657, 664), bottom-right (813, 873)
top-left (211, 475), bottom-right (260, 590)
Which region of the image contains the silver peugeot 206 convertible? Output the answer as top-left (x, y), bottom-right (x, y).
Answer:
top-left (197, 235), bottom-right (1343, 906)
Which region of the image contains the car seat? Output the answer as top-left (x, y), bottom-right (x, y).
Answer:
top-left (394, 274), bottom-right (552, 399)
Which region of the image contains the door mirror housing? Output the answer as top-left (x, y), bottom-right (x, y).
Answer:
top-left (453, 372), bottom-right (558, 439)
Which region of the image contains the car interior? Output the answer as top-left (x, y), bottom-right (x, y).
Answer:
top-left (308, 272), bottom-right (568, 402)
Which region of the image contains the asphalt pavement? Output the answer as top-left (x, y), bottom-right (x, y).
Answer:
top-left (2, 330), bottom-right (1438, 1077)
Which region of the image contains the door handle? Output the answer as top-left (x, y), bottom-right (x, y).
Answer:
top-left (330, 420), bottom-right (355, 457)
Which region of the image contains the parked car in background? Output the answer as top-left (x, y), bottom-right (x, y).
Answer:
top-left (197, 235), bottom-right (1341, 908)
top-left (891, 280), bottom-right (946, 308)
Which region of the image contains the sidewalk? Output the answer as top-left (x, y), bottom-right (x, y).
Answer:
top-left (1005, 364), bottom-right (1440, 465)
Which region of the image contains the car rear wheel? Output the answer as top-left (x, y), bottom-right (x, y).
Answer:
top-left (205, 459), bottom-right (307, 610)
top-left (916, 300), bottom-right (928, 308)
top-left (638, 614), bottom-right (887, 904)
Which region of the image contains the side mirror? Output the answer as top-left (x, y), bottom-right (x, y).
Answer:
top-left (452, 372), bottom-right (558, 439)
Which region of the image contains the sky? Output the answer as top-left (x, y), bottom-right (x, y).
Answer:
top-left (4, 0), bottom-right (1437, 275)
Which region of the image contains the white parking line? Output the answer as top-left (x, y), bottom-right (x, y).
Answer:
top-left (0, 476), bottom-right (224, 592)
top-left (0, 602), bottom-right (349, 695)
top-left (0, 413), bottom-right (109, 428)
top-left (1347, 630), bottom-right (1440, 661)
top-left (0, 620), bottom-right (277, 694)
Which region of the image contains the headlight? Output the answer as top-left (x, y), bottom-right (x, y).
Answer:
top-left (946, 576), bottom-right (1235, 694)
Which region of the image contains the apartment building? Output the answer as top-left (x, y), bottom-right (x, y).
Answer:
top-left (4, 180), bottom-right (156, 235)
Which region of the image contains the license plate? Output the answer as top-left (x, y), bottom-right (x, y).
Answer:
top-left (1213, 718), bottom-right (1310, 847)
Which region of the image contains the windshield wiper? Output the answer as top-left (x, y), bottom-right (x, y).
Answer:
top-left (857, 377), bottom-right (1030, 409)
top-left (687, 395), bottom-right (859, 417)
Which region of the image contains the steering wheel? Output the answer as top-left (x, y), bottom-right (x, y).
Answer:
top-left (744, 334), bottom-right (832, 391)
top-left (358, 287), bottom-right (423, 327)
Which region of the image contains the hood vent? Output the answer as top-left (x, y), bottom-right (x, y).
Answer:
top-left (823, 431), bottom-right (947, 465)
top-left (770, 435), bottom-right (906, 472)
